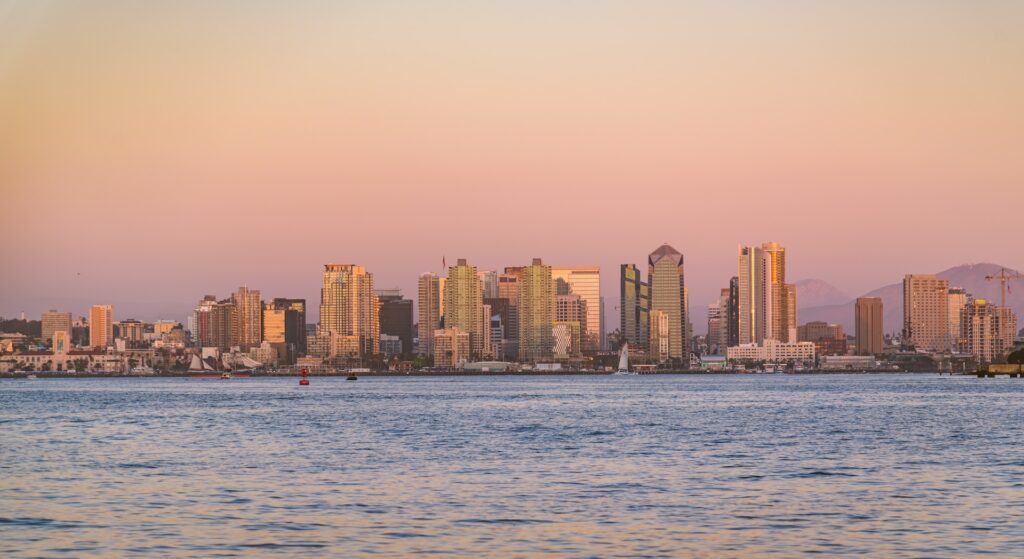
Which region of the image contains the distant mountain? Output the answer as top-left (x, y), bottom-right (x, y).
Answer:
top-left (794, 279), bottom-right (849, 309)
top-left (797, 263), bottom-right (1024, 335)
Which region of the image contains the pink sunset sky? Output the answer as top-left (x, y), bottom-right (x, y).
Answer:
top-left (1, 1), bottom-right (1022, 330)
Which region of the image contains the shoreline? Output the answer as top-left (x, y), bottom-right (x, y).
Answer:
top-left (1, 369), bottom-right (954, 379)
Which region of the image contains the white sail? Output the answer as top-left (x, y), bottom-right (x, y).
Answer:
top-left (188, 354), bottom-right (204, 372)
top-left (617, 344), bottom-right (629, 372)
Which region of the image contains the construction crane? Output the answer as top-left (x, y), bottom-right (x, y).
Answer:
top-left (984, 268), bottom-right (1024, 308)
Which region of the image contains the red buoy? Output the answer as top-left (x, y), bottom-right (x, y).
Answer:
top-left (299, 367), bottom-right (310, 386)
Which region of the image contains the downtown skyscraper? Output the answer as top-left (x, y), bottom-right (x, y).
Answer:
top-left (319, 264), bottom-right (379, 357)
top-left (902, 274), bottom-right (950, 353)
top-left (417, 273), bottom-right (441, 357)
top-left (444, 259), bottom-right (485, 358)
top-left (647, 244), bottom-right (688, 362)
top-left (518, 258), bottom-right (554, 362)
top-left (620, 264), bottom-right (650, 350)
top-left (551, 267), bottom-right (602, 353)
top-left (737, 242), bottom-right (796, 345)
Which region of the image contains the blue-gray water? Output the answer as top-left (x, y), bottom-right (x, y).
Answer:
top-left (2, 374), bottom-right (1023, 557)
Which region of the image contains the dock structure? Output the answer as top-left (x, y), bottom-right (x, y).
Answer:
top-left (976, 364), bottom-right (1024, 378)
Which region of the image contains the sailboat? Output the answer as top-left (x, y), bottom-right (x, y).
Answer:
top-left (613, 344), bottom-right (637, 375)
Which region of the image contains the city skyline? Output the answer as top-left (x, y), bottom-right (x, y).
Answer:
top-left (2, 2), bottom-right (1023, 328)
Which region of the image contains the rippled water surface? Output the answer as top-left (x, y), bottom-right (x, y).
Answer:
top-left (2, 374), bottom-right (1023, 557)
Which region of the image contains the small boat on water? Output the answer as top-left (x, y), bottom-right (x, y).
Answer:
top-left (613, 344), bottom-right (637, 376)
top-left (26, 374), bottom-right (38, 380)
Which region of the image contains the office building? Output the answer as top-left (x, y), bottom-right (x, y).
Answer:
top-left (620, 264), bottom-right (650, 350)
top-left (855, 297), bottom-right (884, 355)
top-left (434, 327), bottom-right (470, 369)
top-left (947, 288), bottom-right (969, 350)
top-left (551, 267), bottom-right (601, 353)
top-left (232, 286), bottom-right (262, 349)
top-left (41, 310), bottom-right (72, 346)
top-left (960, 300), bottom-right (1017, 363)
top-left (417, 273), bottom-right (441, 357)
top-left (797, 321), bottom-right (847, 356)
top-left (903, 274), bottom-right (951, 352)
top-left (707, 302), bottom-right (722, 354)
top-left (648, 244), bottom-right (687, 361)
top-left (738, 243), bottom-right (795, 345)
top-left (518, 258), bottom-right (554, 362)
top-left (89, 304), bottom-right (113, 348)
top-left (319, 264), bottom-right (379, 357)
top-left (444, 259), bottom-right (484, 358)
top-left (377, 289), bottom-right (414, 358)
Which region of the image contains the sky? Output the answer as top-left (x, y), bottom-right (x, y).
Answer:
top-left (1, 0), bottom-right (1022, 331)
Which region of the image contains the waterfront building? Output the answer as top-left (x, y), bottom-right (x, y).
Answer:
top-left (417, 273), bottom-right (441, 357)
top-left (947, 288), bottom-right (969, 350)
top-left (960, 300), bottom-right (1017, 363)
top-left (379, 334), bottom-right (403, 357)
top-left (114, 319), bottom-right (145, 344)
top-left (434, 327), bottom-right (470, 369)
top-left (903, 274), bottom-right (951, 352)
top-left (785, 283), bottom-right (798, 342)
top-left (706, 302), bottom-right (722, 354)
top-left (193, 296), bottom-right (235, 350)
top-left (52, 330), bottom-right (70, 354)
top-left (518, 258), bottom-right (554, 362)
top-left (726, 340), bottom-right (816, 363)
top-left (232, 286), bottom-right (262, 350)
top-left (738, 243), bottom-right (795, 344)
top-left (89, 304), bottom-right (113, 348)
top-left (797, 321), bottom-right (847, 356)
top-left (649, 309), bottom-right (670, 362)
top-left (648, 244), bottom-right (687, 362)
top-left (484, 297), bottom-right (512, 360)
top-left (551, 267), bottom-right (601, 353)
top-left (820, 355), bottom-right (877, 370)
top-left (319, 264), bottom-right (379, 357)
top-left (444, 259), bottom-right (485, 358)
top-left (620, 264), bottom-right (650, 350)
top-left (262, 298), bottom-right (307, 364)
top-left (41, 310), bottom-right (72, 346)
top-left (377, 289), bottom-right (414, 358)
top-left (498, 270), bottom-right (521, 358)
top-left (855, 297), bottom-right (884, 355)
top-left (552, 321), bottom-right (581, 360)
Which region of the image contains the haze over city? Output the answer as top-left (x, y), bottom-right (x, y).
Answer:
top-left (2, 0), bottom-right (1022, 325)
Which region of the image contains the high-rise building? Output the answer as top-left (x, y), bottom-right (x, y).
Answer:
top-left (727, 277), bottom-right (740, 347)
top-left (41, 310), bottom-right (72, 346)
top-left (552, 321), bottom-right (581, 359)
top-left (89, 304), bottom-right (113, 348)
top-left (263, 298), bottom-right (307, 362)
top-left (417, 273), bottom-right (441, 357)
top-left (434, 327), bottom-right (470, 369)
top-left (483, 297), bottom-right (512, 360)
top-left (519, 258), bottom-right (554, 362)
top-left (650, 309), bottom-right (670, 362)
top-left (785, 283), bottom-right (798, 342)
top-left (377, 289), bottom-right (414, 358)
top-left (319, 264), bottom-right (379, 357)
top-left (855, 297), bottom-right (884, 355)
top-left (903, 274), bottom-right (951, 353)
top-left (620, 264), bottom-right (650, 350)
top-left (444, 259), bottom-right (484, 358)
top-left (479, 270), bottom-right (500, 299)
top-left (551, 267), bottom-right (601, 353)
top-left (648, 244), bottom-right (687, 362)
top-left (947, 288), bottom-right (969, 350)
top-left (232, 286), bottom-right (262, 349)
top-left (499, 268), bottom-right (522, 357)
top-left (960, 300), bottom-right (1017, 363)
top-left (707, 302), bottom-right (722, 354)
top-left (193, 295), bottom-right (235, 349)
top-left (738, 243), bottom-right (794, 344)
